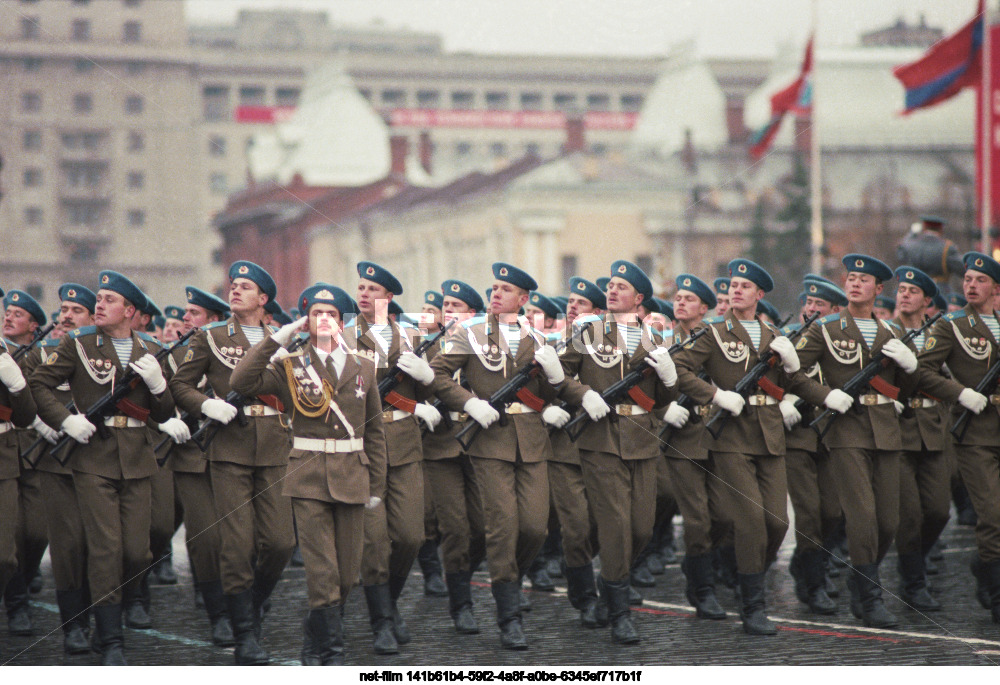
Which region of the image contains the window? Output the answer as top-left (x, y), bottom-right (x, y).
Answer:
top-left (70, 244), bottom-right (99, 262)
top-left (72, 0), bottom-right (91, 5)
top-left (553, 93), bottom-right (578, 110)
top-left (455, 141), bottom-right (472, 156)
top-left (127, 171), bottom-right (144, 189)
top-left (239, 86), bottom-right (265, 107)
top-left (587, 93), bottom-right (610, 111)
top-left (520, 92), bottom-right (542, 109)
top-left (23, 168), bottom-right (42, 187)
top-left (125, 95), bottom-right (143, 114)
top-left (416, 90), bottom-right (440, 108)
top-left (124, 0), bottom-right (141, 6)
top-left (485, 92), bottom-right (510, 110)
top-left (127, 209), bottom-right (146, 227)
top-left (81, 132), bottom-right (102, 149)
top-left (490, 142), bottom-right (506, 157)
top-left (128, 131), bottom-right (144, 151)
top-left (71, 19), bottom-right (90, 42)
top-left (381, 89), bottom-right (405, 107)
top-left (68, 204), bottom-right (100, 226)
top-left (275, 87), bottom-right (299, 107)
top-left (21, 17), bottom-right (39, 39)
top-left (21, 91), bottom-right (41, 113)
top-left (210, 173), bottom-right (228, 194)
top-left (75, 59), bottom-right (94, 73)
top-left (23, 57), bottom-right (42, 71)
top-left (122, 21), bottom-right (141, 43)
top-left (202, 85), bottom-right (229, 121)
top-left (64, 164), bottom-right (103, 188)
top-left (23, 131), bottom-right (41, 151)
top-left (208, 135), bottom-right (226, 157)
top-left (24, 207), bottom-right (43, 225)
top-left (590, 143), bottom-right (608, 156)
top-left (451, 91), bottom-right (474, 108)
top-left (73, 93), bottom-right (93, 114)
top-left (620, 94), bottom-right (643, 112)
top-left (126, 61), bottom-right (144, 75)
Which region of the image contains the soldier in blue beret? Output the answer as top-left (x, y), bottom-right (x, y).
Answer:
top-left (803, 279), bottom-right (848, 308)
top-left (873, 295), bottom-right (896, 321)
top-left (3, 290), bottom-right (45, 343)
top-left (756, 299), bottom-right (781, 326)
top-left (420, 291), bottom-right (444, 334)
top-left (161, 306), bottom-right (185, 343)
top-left (567, 277), bottom-right (605, 323)
top-left (552, 296), bottom-right (569, 315)
top-left (946, 293), bottom-right (967, 312)
top-left (595, 277), bottom-right (610, 294)
top-left (228, 260), bottom-right (277, 303)
top-left (183, 286), bottom-right (230, 329)
top-left (928, 291), bottom-right (946, 316)
top-left (713, 278), bottom-right (731, 317)
top-left (524, 292), bottom-right (561, 334)
top-left (442, 280), bottom-right (485, 315)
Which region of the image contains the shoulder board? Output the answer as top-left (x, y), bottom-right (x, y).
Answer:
top-left (763, 321), bottom-right (779, 334)
top-left (647, 327), bottom-right (665, 342)
top-left (266, 324), bottom-right (278, 334)
top-left (460, 315), bottom-right (488, 329)
top-left (883, 320), bottom-right (902, 332)
top-left (67, 325), bottom-right (98, 339)
top-left (544, 331), bottom-right (562, 343)
top-left (203, 321), bottom-right (228, 331)
top-left (2, 338), bottom-right (21, 351)
top-left (944, 311), bottom-right (963, 322)
top-left (574, 314), bottom-right (602, 328)
top-left (780, 323), bottom-right (802, 336)
top-left (397, 320), bottom-right (416, 330)
top-left (702, 315), bottom-right (725, 325)
top-left (40, 338), bottom-right (61, 348)
top-left (137, 332), bottom-right (159, 344)
top-left (817, 313), bottom-right (840, 326)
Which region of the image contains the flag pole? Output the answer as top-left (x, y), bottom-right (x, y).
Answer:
top-left (982, 0), bottom-right (993, 253)
top-left (809, 0), bottom-right (823, 274)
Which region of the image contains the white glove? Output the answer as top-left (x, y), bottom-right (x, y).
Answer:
top-left (533, 346), bottom-right (565, 385)
top-left (201, 398), bottom-right (238, 424)
top-left (823, 389), bottom-right (854, 414)
top-left (31, 416), bottom-right (61, 445)
top-left (464, 397), bottom-right (500, 429)
top-left (893, 400), bottom-right (904, 416)
top-left (61, 414), bottom-right (97, 444)
top-left (645, 347), bottom-right (677, 387)
top-left (413, 402), bottom-right (442, 430)
top-left (397, 351), bottom-right (435, 385)
top-left (271, 316), bottom-right (307, 347)
top-left (882, 338), bottom-right (917, 374)
top-left (542, 405), bottom-right (571, 428)
top-left (959, 388), bottom-right (988, 415)
top-left (269, 346), bottom-right (291, 365)
top-left (778, 394), bottom-right (802, 430)
top-left (130, 354), bottom-right (167, 395)
top-left (712, 389), bottom-right (745, 416)
top-left (663, 401), bottom-right (690, 429)
top-left (769, 335), bottom-right (800, 374)
top-left (365, 496), bottom-right (382, 510)
top-left (581, 389), bottom-right (611, 421)
top-left (158, 417), bottom-right (191, 444)
top-left (0, 354), bottom-right (27, 393)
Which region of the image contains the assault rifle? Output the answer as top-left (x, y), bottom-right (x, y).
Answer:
top-left (563, 326), bottom-right (709, 442)
top-left (809, 312), bottom-right (942, 439)
top-left (378, 319), bottom-right (456, 401)
top-left (704, 312), bottom-right (820, 440)
top-left (11, 322), bottom-right (57, 363)
top-left (950, 356), bottom-right (1000, 442)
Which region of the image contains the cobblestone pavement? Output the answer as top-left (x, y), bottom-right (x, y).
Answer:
top-left (2, 516), bottom-right (999, 667)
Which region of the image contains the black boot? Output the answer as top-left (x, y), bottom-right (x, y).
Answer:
top-left (325, 605), bottom-right (345, 665)
top-left (789, 549), bottom-right (809, 604)
top-left (603, 578), bottom-right (640, 644)
top-left (152, 550), bottom-right (177, 585)
top-left (715, 545), bottom-right (738, 590)
top-left (519, 577), bottom-right (533, 612)
top-left (984, 558), bottom-right (1000, 624)
top-left (250, 569), bottom-right (281, 634)
top-left (225, 589), bottom-right (270, 665)
top-left (388, 573), bottom-right (412, 644)
top-left (290, 546), bottom-right (305, 568)
top-left (953, 480), bottom-right (977, 526)
top-left (972, 557), bottom-right (992, 610)
top-left (363, 584), bottom-right (399, 654)
top-left (28, 569), bottom-right (42, 595)
top-left (418, 540), bottom-right (448, 597)
top-left (629, 556), bottom-right (656, 588)
top-left (846, 573), bottom-right (863, 619)
top-left (4, 573), bottom-right (33, 636)
top-left (92, 604), bottom-right (126, 666)
top-left (802, 549), bottom-right (837, 615)
top-left (527, 553), bottom-right (554, 591)
top-left (301, 607), bottom-right (331, 666)
top-left (854, 564), bottom-right (898, 628)
top-left (445, 571), bottom-right (479, 634)
top-left (55, 588), bottom-right (91, 655)
top-left (491, 581), bottom-right (528, 650)
top-left (898, 552), bottom-right (941, 612)
top-left (564, 563), bottom-right (603, 628)
top-left (738, 572), bottom-right (776, 635)
top-left (123, 580), bottom-right (152, 629)
top-left (198, 580), bottom-right (236, 646)
top-left (683, 555), bottom-right (726, 620)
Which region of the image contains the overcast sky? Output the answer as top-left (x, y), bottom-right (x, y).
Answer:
top-left (184, 0), bottom-right (980, 58)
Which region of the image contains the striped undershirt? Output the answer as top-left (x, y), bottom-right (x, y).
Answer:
top-left (855, 318), bottom-right (879, 349)
top-left (501, 323), bottom-right (521, 357)
top-left (739, 320), bottom-right (761, 350)
top-left (110, 337), bottom-right (133, 367)
top-left (621, 325), bottom-right (642, 356)
top-left (369, 323), bottom-right (393, 353)
top-left (984, 315), bottom-right (1000, 345)
top-left (907, 329), bottom-right (926, 351)
top-left (242, 325), bottom-right (265, 347)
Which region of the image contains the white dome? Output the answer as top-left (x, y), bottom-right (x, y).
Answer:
top-left (248, 61), bottom-right (391, 186)
top-left (631, 45), bottom-right (729, 156)
top-left (744, 46), bottom-right (974, 149)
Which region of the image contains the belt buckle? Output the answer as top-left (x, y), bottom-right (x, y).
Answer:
top-left (247, 405), bottom-right (261, 417)
top-left (991, 395), bottom-right (1000, 406)
top-left (860, 394), bottom-right (876, 406)
top-left (909, 398), bottom-right (921, 409)
top-left (113, 415), bottom-right (128, 429)
top-left (382, 409), bottom-right (396, 422)
top-left (507, 404), bottom-right (521, 415)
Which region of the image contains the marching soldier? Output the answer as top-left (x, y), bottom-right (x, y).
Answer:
top-left (915, 252), bottom-right (1000, 626)
top-left (873, 295), bottom-right (896, 321)
top-left (714, 278), bottom-right (731, 317)
top-left (30, 270), bottom-right (176, 665)
top-left (557, 261), bottom-right (676, 644)
top-left (343, 262), bottom-right (440, 655)
top-left (793, 254), bottom-right (921, 629)
top-left (169, 261), bottom-right (295, 665)
top-left (230, 284), bottom-right (388, 666)
top-left (161, 305), bottom-right (186, 344)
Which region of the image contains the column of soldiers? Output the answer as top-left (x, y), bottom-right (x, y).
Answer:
top-left (3, 245), bottom-right (1000, 666)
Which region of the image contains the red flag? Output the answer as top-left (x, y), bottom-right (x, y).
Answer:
top-left (749, 37), bottom-right (813, 160)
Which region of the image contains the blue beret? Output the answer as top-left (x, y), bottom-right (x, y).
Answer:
top-left (798, 292), bottom-right (807, 305)
top-left (568, 277), bottom-right (606, 309)
top-left (300, 284), bottom-right (356, 317)
top-left (756, 299), bottom-right (780, 323)
top-left (492, 262), bottom-right (538, 292)
top-left (713, 277), bottom-right (730, 294)
top-left (642, 297), bottom-right (660, 314)
top-left (654, 298), bottom-right (674, 321)
top-left (228, 260), bottom-right (277, 301)
top-left (595, 277), bottom-right (610, 292)
top-left (609, 260), bottom-right (653, 300)
top-left (921, 215), bottom-right (945, 229)
top-left (894, 266), bottom-right (936, 297)
top-left (290, 308), bottom-right (301, 318)
top-left (963, 251), bottom-right (1000, 283)
top-left (388, 300), bottom-right (404, 318)
top-left (152, 315), bottom-right (166, 329)
top-left (272, 309), bottom-right (293, 326)
top-left (874, 295), bottom-right (896, 311)
top-left (58, 283), bottom-right (96, 313)
top-left (164, 305), bottom-right (184, 321)
top-left (932, 292), bottom-right (946, 311)
top-left (728, 258), bottom-right (774, 292)
top-left (675, 273), bottom-right (717, 309)
top-left (947, 293), bottom-right (967, 308)
top-left (423, 290), bottom-right (443, 310)
top-left (51, 311), bottom-right (60, 324)
top-left (3, 290), bottom-right (45, 325)
top-left (802, 273), bottom-right (836, 287)
top-left (484, 288), bottom-right (493, 303)
top-left (264, 298), bottom-right (283, 316)
top-left (357, 261), bottom-right (403, 295)
top-left (185, 286), bottom-right (229, 315)
top-left (842, 253), bottom-right (892, 282)
top-left (442, 280), bottom-right (485, 312)
top-left (803, 279), bottom-right (847, 307)
top-left (526, 292), bottom-right (561, 319)
top-left (138, 293), bottom-right (161, 318)
top-left (552, 296), bottom-right (568, 314)
top-left (97, 270), bottom-right (146, 309)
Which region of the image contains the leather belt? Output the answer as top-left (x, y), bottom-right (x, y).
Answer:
top-left (448, 411), bottom-right (468, 422)
top-left (505, 402), bottom-right (535, 415)
top-left (991, 395), bottom-right (1000, 406)
top-left (908, 397), bottom-right (938, 409)
top-left (614, 404), bottom-right (648, 416)
top-left (293, 436), bottom-right (364, 453)
top-left (243, 404), bottom-right (280, 417)
top-left (382, 409), bottom-right (410, 423)
top-left (859, 393), bottom-right (894, 406)
top-left (747, 394), bottom-right (779, 406)
top-left (0, 422), bottom-right (12, 435)
top-left (104, 415), bottom-right (145, 428)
